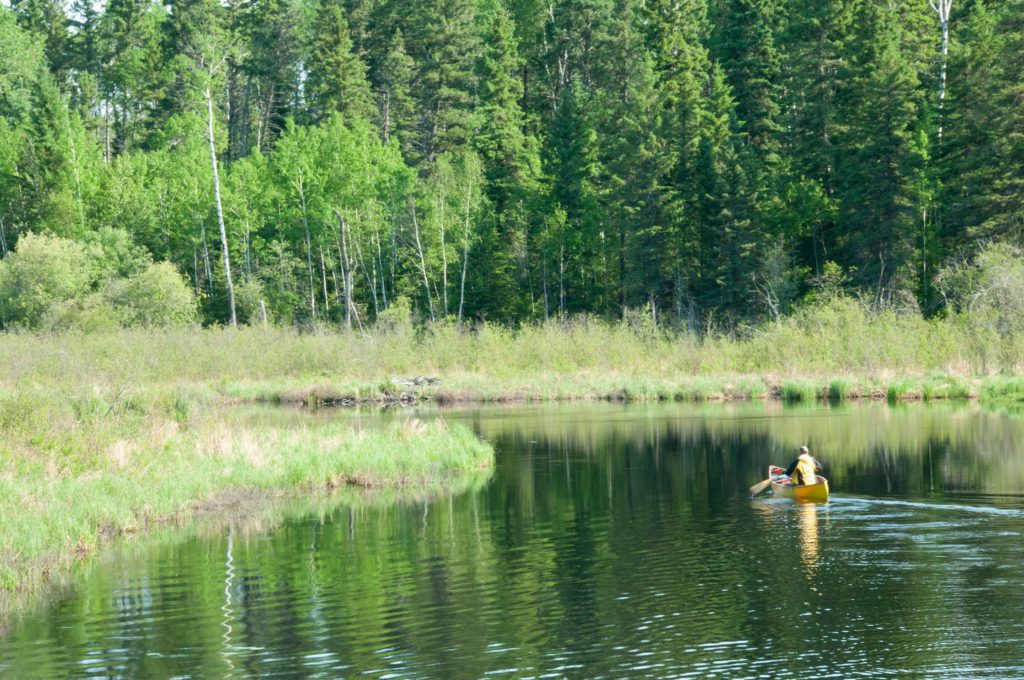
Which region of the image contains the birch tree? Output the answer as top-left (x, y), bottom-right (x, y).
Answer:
top-left (185, 31), bottom-right (240, 326)
top-left (929, 0), bottom-right (954, 143)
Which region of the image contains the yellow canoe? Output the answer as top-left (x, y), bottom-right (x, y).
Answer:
top-left (768, 465), bottom-right (830, 501)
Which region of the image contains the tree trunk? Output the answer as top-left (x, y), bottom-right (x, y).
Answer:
top-left (410, 201), bottom-right (436, 321)
top-left (374, 229), bottom-right (388, 308)
top-left (458, 170), bottom-right (475, 324)
top-left (206, 88), bottom-right (237, 326)
top-left (380, 87), bottom-right (391, 142)
top-left (938, 19), bottom-right (949, 142)
top-left (930, 0), bottom-right (953, 144)
top-left (352, 228), bottom-right (379, 317)
top-left (201, 220), bottom-right (213, 292)
top-left (618, 220), bottom-right (626, 318)
top-left (334, 209), bottom-right (354, 331)
top-left (319, 245), bottom-right (330, 313)
top-left (298, 175), bottom-right (316, 319)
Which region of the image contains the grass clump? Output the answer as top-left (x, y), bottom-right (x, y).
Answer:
top-left (827, 377), bottom-right (855, 402)
top-left (887, 378), bottom-right (924, 402)
top-left (980, 377), bottom-right (1024, 403)
top-left (780, 379), bottom-right (821, 403)
top-left (0, 405), bottom-right (493, 613)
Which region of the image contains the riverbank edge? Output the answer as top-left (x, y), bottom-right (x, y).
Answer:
top-left (0, 422), bottom-right (494, 619)
top-left (218, 372), bottom-right (1024, 408)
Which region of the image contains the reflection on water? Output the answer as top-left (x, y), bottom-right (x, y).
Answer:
top-left (2, 401), bottom-right (1024, 678)
top-left (799, 502), bottom-right (820, 574)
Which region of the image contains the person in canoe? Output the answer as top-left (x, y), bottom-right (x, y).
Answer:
top-left (785, 446), bottom-right (822, 485)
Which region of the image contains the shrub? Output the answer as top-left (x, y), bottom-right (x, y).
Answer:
top-left (0, 233), bottom-right (95, 328)
top-left (103, 262), bottom-right (196, 328)
top-left (0, 232), bottom-right (196, 330)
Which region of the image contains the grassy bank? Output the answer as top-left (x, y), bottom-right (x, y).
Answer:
top-left (3, 310), bottom-right (1024, 611)
top-left (0, 404), bottom-right (493, 612)
top-left (3, 297), bottom-right (1023, 385)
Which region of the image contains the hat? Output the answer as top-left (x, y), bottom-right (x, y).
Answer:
top-left (799, 445), bottom-right (809, 454)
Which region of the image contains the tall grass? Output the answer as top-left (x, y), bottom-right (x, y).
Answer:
top-left (0, 406), bottom-right (493, 609)
top-left (2, 299), bottom-right (1020, 396)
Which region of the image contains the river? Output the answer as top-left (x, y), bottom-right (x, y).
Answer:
top-left (2, 401), bottom-right (1024, 678)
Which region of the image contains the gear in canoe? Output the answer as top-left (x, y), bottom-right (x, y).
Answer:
top-left (749, 446), bottom-right (830, 500)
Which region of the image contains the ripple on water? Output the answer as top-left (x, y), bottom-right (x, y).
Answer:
top-left (5, 404), bottom-right (1024, 678)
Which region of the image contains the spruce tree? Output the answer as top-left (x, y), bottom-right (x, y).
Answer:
top-left (373, 29), bottom-right (416, 154)
top-left (832, 0), bottom-right (928, 301)
top-left (404, 0), bottom-right (480, 164)
top-left (306, 0), bottom-right (375, 125)
top-left (473, 6), bottom-right (539, 318)
top-left (11, 0), bottom-right (69, 80)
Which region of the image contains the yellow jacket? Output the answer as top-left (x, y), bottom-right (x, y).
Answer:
top-left (793, 453), bottom-right (820, 486)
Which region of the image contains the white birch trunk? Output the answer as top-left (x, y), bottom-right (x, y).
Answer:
top-left (206, 88), bottom-right (237, 326)
top-left (410, 202), bottom-right (436, 321)
top-left (458, 172), bottom-right (474, 324)
top-left (319, 245), bottom-right (330, 313)
top-left (334, 209), bottom-right (354, 331)
top-left (929, 0), bottom-right (953, 143)
top-left (298, 175), bottom-right (316, 319)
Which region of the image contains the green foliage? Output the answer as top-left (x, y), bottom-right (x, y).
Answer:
top-left (0, 232), bottom-right (95, 326)
top-left (0, 0), bottom-right (1023, 331)
top-left (0, 231), bottom-right (194, 329)
top-left (102, 262), bottom-right (197, 327)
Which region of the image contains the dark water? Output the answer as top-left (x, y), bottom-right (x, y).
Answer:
top-left (3, 402), bottom-right (1024, 678)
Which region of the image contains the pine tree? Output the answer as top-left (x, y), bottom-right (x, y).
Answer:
top-left (472, 6), bottom-right (539, 318)
top-left (306, 0), bottom-right (375, 125)
top-left (832, 0), bottom-right (928, 302)
top-left (373, 29), bottom-right (416, 154)
top-left (403, 0), bottom-right (480, 164)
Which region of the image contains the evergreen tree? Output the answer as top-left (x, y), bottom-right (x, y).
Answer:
top-left (11, 0), bottom-right (69, 80)
top-left (473, 6), bottom-right (540, 318)
top-left (592, 0), bottom-right (671, 315)
top-left (306, 0), bottom-right (375, 125)
top-left (98, 0), bottom-right (167, 153)
top-left (832, 0), bottom-right (928, 302)
top-left (543, 79), bottom-right (602, 314)
top-left (404, 0), bottom-right (480, 164)
top-left (373, 29), bottom-right (416, 155)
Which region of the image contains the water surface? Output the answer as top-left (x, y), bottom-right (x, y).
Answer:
top-left (3, 402), bottom-right (1024, 678)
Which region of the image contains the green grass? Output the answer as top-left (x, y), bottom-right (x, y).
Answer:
top-left (980, 377), bottom-right (1024, 403)
top-left (0, 409), bottom-right (493, 612)
top-left (780, 379), bottom-right (822, 403)
top-left (3, 312), bottom-right (1024, 609)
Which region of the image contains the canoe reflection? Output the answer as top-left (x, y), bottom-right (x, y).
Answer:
top-left (798, 501), bottom-right (819, 573)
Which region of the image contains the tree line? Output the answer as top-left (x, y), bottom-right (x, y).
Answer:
top-left (0, 0), bottom-right (1022, 330)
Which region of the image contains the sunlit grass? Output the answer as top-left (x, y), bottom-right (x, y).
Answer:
top-left (0, 413), bottom-right (493, 611)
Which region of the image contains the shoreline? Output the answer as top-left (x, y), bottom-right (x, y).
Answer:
top-left (0, 418), bottom-right (494, 617)
top-left (220, 372), bottom-right (1024, 408)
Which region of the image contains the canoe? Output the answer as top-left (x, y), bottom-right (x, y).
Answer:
top-left (768, 465), bottom-right (830, 501)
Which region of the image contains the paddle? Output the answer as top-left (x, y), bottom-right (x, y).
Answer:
top-left (749, 477), bottom-right (773, 497)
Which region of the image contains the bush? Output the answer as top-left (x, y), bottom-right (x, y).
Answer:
top-left (0, 231), bottom-right (195, 330)
top-left (0, 233), bottom-right (95, 327)
top-left (102, 262), bottom-right (196, 328)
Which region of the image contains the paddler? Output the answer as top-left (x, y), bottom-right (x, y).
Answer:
top-left (785, 446), bottom-right (821, 486)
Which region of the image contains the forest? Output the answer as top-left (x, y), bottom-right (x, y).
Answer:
top-left (0, 0), bottom-right (1022, 330)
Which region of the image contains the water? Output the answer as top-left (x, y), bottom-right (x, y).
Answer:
top-left (3, 401), bottom-right (1024, 678)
